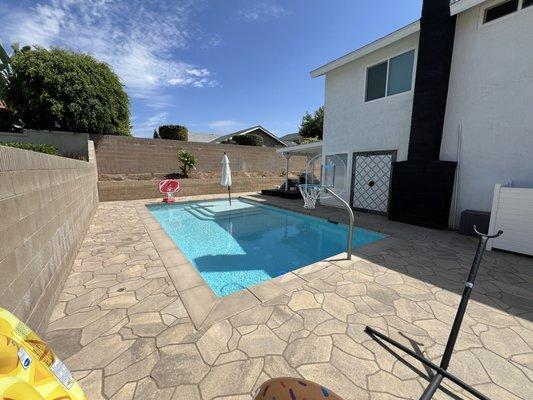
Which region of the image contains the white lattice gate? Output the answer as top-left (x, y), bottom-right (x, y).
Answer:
top-left (351, 151), bottom-right (396, 214)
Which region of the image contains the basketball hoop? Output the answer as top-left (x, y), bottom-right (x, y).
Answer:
top-left (299, 156), bottom-right (338, 209)
top-left (300, 154), bottom-right (355, 260)
top-left (298, 184), bottom-right (323, 209)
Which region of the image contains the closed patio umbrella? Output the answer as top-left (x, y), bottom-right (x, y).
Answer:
top-left (221, 152), bottom-right (232, 205)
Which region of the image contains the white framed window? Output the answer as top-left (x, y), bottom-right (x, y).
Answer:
top-left (482, 0), bottom-right (532, 24)
top-left (365, 50), bottom-right (415, 102)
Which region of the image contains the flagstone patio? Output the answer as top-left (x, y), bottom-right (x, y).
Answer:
top-left (45, 194), bottom-right (532, 400)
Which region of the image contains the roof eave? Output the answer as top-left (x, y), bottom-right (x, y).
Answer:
top-left (212, 125), bottom-right (288, 147)
top-left (310, 20), bottom-right (420, 78)
top-left (276, 141), bottom-right (323, 156)
top-left (309, 0), bottom-right (491, 78)
top-left (241, 125), bottom-right (288, 146)
top-left (450, 0), bottom-right (487, 15)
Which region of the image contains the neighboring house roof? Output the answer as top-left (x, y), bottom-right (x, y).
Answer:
top-left (188, 132), bottom-right (221, 143)
top-left (310, 0), bottom-right (488, 78)
top-left (210, 125), bottom-right (288, 147)
top-left (280, 132), bottom-right (302, 146)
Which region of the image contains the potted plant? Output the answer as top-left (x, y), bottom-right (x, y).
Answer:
top-left (178, 150), bottom-right (197, 178)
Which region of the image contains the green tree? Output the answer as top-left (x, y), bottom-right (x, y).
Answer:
top-left (296, 136), bottom-right (321, 145)
top-left (0, 42), bottom-right (16, 103)
top-left (6, 47), bottom-right (130, 135)
top-left (298, 106), bottom-right (324, 140)
top-left (1, 44), bottom-right (21, 131)
top-left (178, 150), bottom-right (197, 178)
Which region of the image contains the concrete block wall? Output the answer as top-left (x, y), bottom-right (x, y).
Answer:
top-left (0, 142), bottom-right (98, 334)
top-left (0, 130), bottom-right (89, 160)
top-left (91, 135), bottom-right (306, 178)
top-left (98, 177), bottom-right (285, 202)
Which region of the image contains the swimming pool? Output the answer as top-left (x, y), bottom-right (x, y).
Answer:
top-left (148, 199), bottom-right (386, 297)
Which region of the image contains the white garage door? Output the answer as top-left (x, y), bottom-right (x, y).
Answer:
top-left (352, 151), bottom-right (395, 214)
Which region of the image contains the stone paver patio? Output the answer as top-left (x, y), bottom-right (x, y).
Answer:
top-left (45, 193), bottom-right (532, 400)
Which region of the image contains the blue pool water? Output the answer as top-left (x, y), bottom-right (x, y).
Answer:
top-left (148, 199), bottom-right (386, 297)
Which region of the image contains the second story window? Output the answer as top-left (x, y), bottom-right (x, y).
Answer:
top-left (365, 50), bottom-right (415, 102)
top-left (483, 0), bottom-right (531, 24)
top-left (484, 0), bottom-right (519, 23)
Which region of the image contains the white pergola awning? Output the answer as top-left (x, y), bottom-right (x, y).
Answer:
top-left (276, 141), bottom-right (322, 190)
top-left (276, 141), bottom-right (322, 157)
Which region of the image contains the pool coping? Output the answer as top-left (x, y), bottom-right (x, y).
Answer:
top-left (135, 195), bottom-right (395, 329)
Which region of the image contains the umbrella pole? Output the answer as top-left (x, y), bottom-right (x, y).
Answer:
top-left (228, 186), bottom-right (231, 205)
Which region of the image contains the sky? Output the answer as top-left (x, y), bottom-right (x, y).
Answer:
top-left (0, 0), bottom-right (423, 138)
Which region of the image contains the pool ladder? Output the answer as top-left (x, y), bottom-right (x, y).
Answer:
top-left (324, 187), bottom-right (354, 260)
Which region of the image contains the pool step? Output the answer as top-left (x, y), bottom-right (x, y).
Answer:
top-left (184, 207), bottom-right (215, 221)
top-left (184, 204), bottom-right (263, 220)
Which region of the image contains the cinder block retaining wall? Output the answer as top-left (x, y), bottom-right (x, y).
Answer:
top-left (91, 135), bottom-right (306, 201)
top-left (0, 143), bottom-right (98, 334)
top-left (91, 135), bottom-right (306, 178)
top-left (98, 177), bottom-right (285, 201)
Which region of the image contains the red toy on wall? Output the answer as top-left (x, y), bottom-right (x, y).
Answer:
top-left (158, 179), bottom-right (180, 203)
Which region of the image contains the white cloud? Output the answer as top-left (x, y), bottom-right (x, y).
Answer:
top-left (167, 68), bottom-right (215, 87)
top-left (168, 78), bottom-right (189, 86)
top-left (186, 68), bottom-right (210, 77)
top-left (2, 0), bottom-right (217, 99)
top-left (168, 79), bottom-right (216, 89)
top-left (207, 120), bottom-right (247, 132)
top-left (133, 112), bottom-right (168, 137)
top-left (240, 2), bottom-right (290, 21)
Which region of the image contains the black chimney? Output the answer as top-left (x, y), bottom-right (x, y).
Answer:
top-left (409, 0), bottom-right (456, 161)
top-left (388, 0), bottom-right (458, 229)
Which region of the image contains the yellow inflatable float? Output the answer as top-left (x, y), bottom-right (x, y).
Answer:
top-left (0, 307), bottom-right (86, 400)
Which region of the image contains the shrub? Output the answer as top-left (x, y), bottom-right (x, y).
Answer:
top-left (178, 150), bottom-right (197, 178)
top-left (295, 136), bottom-right (321, 145)
top-left (0, 142), bottom-right (58, 155)
top-left (158, 125), bottom-right (188, 141)
top-left (221, 138), bottom-right (237, 145)
top-left (0, 107), bottom-right (22, 132)
top-left (6, 47), bottom-right (130, 135)
top-left (233, 134), bottom-right (264, 146)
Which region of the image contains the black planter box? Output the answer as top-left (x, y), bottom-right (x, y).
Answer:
top-left (459, 210), bottom-right (491, 236)
top-left (388, 160), bottom-right (457, 229)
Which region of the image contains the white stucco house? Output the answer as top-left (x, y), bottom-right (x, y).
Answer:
top-left (282, 0), bottom-right (533, 228)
